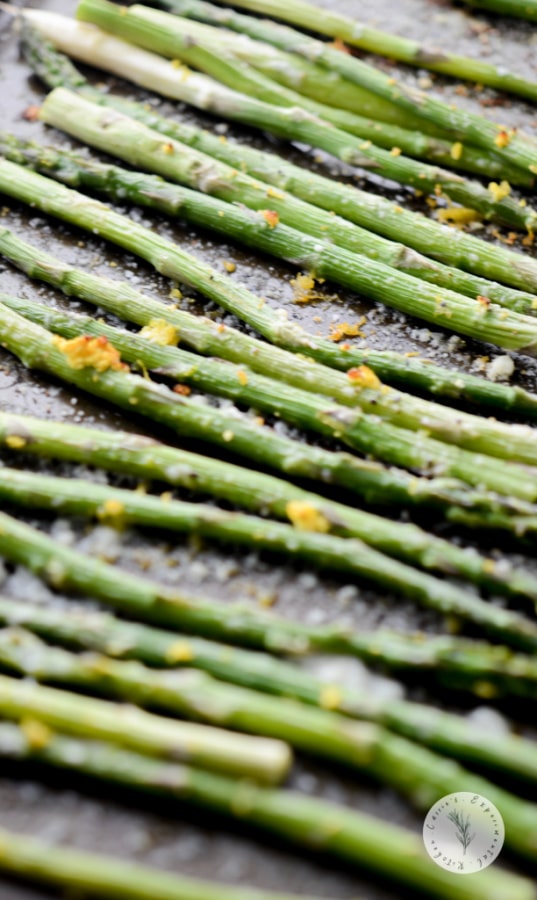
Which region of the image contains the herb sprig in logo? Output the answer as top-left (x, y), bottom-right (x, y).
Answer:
top-left (423, 792), bottom-right (504, 874)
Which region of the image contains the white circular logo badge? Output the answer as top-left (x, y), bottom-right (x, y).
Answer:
top-left (423, 792), bottom-right (505, 874)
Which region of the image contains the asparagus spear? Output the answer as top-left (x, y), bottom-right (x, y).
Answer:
top-left (23, 6), bottom-right (537, 230)
top-left (4, 395), bottom-right (529, 533)
top-left (462, 0), bottom-right (537, 22)
top-left (24, 25), bottom-right (537, 302)
top-left (2, 593), bottom-right (537, 704)
top-left (0, 825), bottom-right (329, 900)
top-left (3, 460), bottom-right (537, 605)
top-left (5, 157), bottom-right (537, 378)
top-left (74, 0), bottom-right (537, 186)
top-left (164, 0), bottom-right (537, 103)
top-left (147, 0), bottom-right (536, 170)
top-left (2, 625), bottom-right (537, 793)
top-left (5, 230), bottom-right (537, 471)
top-left (0, 672), bottom-right (291, 782)
top-left (6, 133), bottom-right (536, 317)
top-left (1, 726), bottom-right (532, 900)
top-left (4, 202), bottom-right (537, 429)
top-left (60, 4), bottom-right (529, 183)
top-left (3, 295), bottom-right (537, 503)
top-left (157, 0), bottom-right (537, 161)
top-left (1, 509), bottom-right (537, 653)
top-left (8, 285), bottom-right (537, 481)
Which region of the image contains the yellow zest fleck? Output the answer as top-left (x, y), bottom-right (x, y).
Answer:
top-left (21, 718), bottom-right (52, 750)
top-left (291, 272), bottom-right (324, 304)
top-left (450, 142), bottom-right (463, 161)
top-left (97, 498), bottom-right (126, 524)
top-left (266, 187), bottom-right (284, 200)
top-left (171, 60), bottom-right (190, 79)
top-left (160, 142), bottom-right (174, 155)
top-left (319, 685), bottom-right (343, 710)
top-left (393, 205), bottom-right (403, 213)
top-left (254, 416), bottom-right (265, 426)
top-left (166, 640), bottom-right (194, 663)
top-left (359, 140), bottom-right (372, 150)
top-left (223, 260), bottom-right (236, 273)
top-left (173, 384), bottom-right (192, 395)
top-left (160, 491), bottom-right (173, 503)
top-left (519, 199), bottom-right (527, 208)
top-left (404, 351), bottom-right (420, 358)
top-left (523, 230), bottom-right (534, 248)
top-left (286, 500), bottom-right (330, 534)
top-left (329, 318), bottom-right (366, 343)
top-left (218, 135), bottom-right (227, 144)
top-left (261, 209), bottom-right (280, 228)
top-left (237, 369), bottom-right (248, 386)
top-left (477, 294), bottom-right (491, 310)
top-left (331, 37), bottom-right (351, 54)
top-left (139, 319), bottom-right (178, 347)
top-left (346, 365), bottom-right (381, 389)
top-left (488, 180), bottom-right (511, 203)
top-left (494, 129), bottom-right (512, 148)
top-left (52, 335), bottom-right (128, 372)
top-left (168, 287), bottom-right (182, 300)
top-left (22, 104), bottom-right (41, 122)
top-left (5, 434), bottom-right (26, 449)
top-left (223, 429), bottom-right (234, 442)
top-left (529, 165), bottom-right (537, 176)
top-left (218, 211), bottom-right (225, 217)
top-left (390, 146), bottom-right (402, 157)
top-left (436, 207), bottom-right (482, 228)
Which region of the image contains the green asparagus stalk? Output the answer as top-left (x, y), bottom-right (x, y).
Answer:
top-left (0, 825), bottom-right (328, 900)
top-left (28, 90), bottom-right (537, 320)
top-left (63, 5), bottom-right (530, 183)
top-left (4, 395), bottom-right (531, 535)
top-left (155, 0), bottom-right (537, 119)
top-left (3, 625), bottom-right (537, 795)
top-left (8, 284), bottom-right (537, 488)
top-left (5, 160), bottom-right (537, 391)
top-left (167, 0), bottom-right (537, 103)
top-left (2, 593), bottom-right (537, 705)
top-left (24, 26), bottom-right (537, 304)
top-left (1, 509), bottom-right (537, 654)
top-left (5, 189), bottom-right (537, 433)
top-left (3, 294), bottom-right (537, 505)
top-left (9, 149), bottom-right (537, 368)
top-left (74, 0), bottom-right (537, 186)
top-left (462, 0), bottom-right (537, 21)
top-left (156, 0), bottom-right (447, 136)
top-left (150, 0), bottom-right (536, 166)
top-left (24, 6), bottom-right (537, 230)
top-left (2, 726), bottom-right (533, 900)
top-left (0, 672), bottom-right (291, 782)
top-left (7, 133), bottom-right (536, 317)
top-left (6, 230), bottom-right (537, 470)
top-left (3, 460), bottom-right (537, 606)
top-left (6, 234), bottom-right (537, 477)
top-left (172, 0), bottom-right (537, 157)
